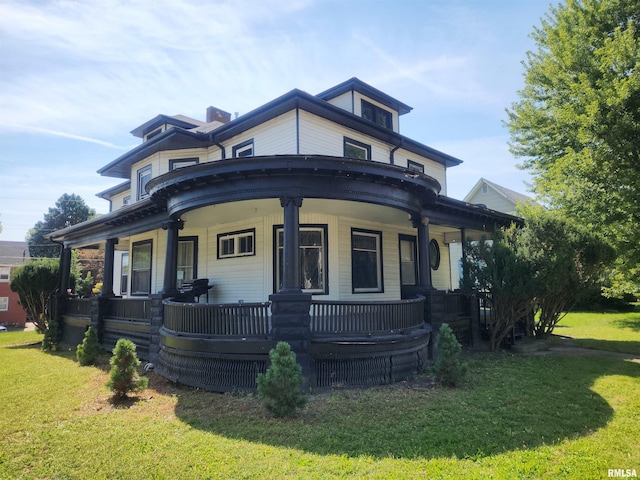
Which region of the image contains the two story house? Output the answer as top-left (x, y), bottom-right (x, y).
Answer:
top-left (51, 78), bottom-right (520, 391)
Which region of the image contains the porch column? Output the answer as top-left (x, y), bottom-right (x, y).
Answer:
top-left (280, 196), bottom-right (303, 293)
top-left (413, 215), bottom-right (432, 289)
top-left (160, 218), bottom-right (184, 296)
top-left (101, 238), bottom-right (117, 297)
top-left (59, 246), bottom-right (72, 294)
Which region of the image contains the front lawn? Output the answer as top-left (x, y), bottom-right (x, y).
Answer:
top-left (554, 307), bottom-right (640, 355)
top-left (1, 328), bottom-right (638, 479)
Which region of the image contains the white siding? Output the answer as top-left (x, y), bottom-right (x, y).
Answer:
top-left (467, 188), bottom-right (516, 214)
top-left (130, 154), bottom-right (160, 201)
top-left (222, 111), bottom-right (297, 157)
top-left (325, 91), bottom-right (354, 113)
top-left (109, 190), bottom-right (132, 211)
top-left (399, 151), bottom-right (447, 194)
top-left (429, 228), bottom-right (451, 290)
top-left (158, 148), bottom-right (207, 174)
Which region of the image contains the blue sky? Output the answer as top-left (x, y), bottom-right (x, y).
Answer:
top-left (0, 0), bottom-right (552, 242)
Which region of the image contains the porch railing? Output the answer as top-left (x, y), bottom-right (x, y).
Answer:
top-left (310, 295), bottom-right (425, 334)
top-left (105, 298), bottom-right (151, 320)
top-left (164, 300), bottom-right (272, 336)
top-left (65, 298), bottom-right (92, 316)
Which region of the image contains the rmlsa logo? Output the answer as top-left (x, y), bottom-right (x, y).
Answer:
top-left (608, 469), bottom-right (637, 478)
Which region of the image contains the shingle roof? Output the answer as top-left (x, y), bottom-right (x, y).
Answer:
top-left (0, 241), bottom-right (30, 266)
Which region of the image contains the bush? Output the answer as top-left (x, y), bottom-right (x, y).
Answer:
top-left (433, 323), bottom-right (468, 387)
top-left (76, 326), bottom-right (102, 366)
top-left (106, 339), bottom-right (148, 399)
top-left (257, 342), bottom-right (307, 418)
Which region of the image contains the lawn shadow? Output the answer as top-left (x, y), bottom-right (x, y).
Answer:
top-left (173, 354), bottom-right (639, 460)
top-left (613, 316), bottom-right (640, 332)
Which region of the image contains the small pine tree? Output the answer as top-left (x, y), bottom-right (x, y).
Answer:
top-left (106, 338), bottom-right (148, 399)
top-left (433, 323), bottom-right (468, 387)
top-left (76, 326), bottom-right (103, 366)
top-left (257, 342), bottom-right (307, 418)
top-left (42, 318), bottom-right (59, 352)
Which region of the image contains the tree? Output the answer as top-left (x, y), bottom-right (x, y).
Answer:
top-left (462, 227), bottom-right (536, 352)
top-left (9, 258), bottom-right (60, 334)
top-left (256, 342), bottom-right (307, 418)
top-left (517, 205), bottom-right (615, 337)
top-left (106, 339), bottom-right (148, 400)
top-left (76, 326), bottom-right (103, 366)
top-left (27, 193), bottom-right (96, 259)
top-left (506, 0), bottom-right (640, 295)
top-left (433, 323), bottom-right (468, 387)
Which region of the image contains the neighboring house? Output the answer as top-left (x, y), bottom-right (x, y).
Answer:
top-left (0, 241), bottom-right (30, 327)
top-left (464, 178), bottom-right (538, 215)
top-left (50, 77), bottom-right (521, 390)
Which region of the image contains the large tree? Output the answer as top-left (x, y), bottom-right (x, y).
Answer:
top-left (27, 193), bottom-right (96, 259)
top-left (506, 0), bottom-right (640, 295)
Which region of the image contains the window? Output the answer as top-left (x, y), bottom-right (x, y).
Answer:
top-left (0, 297), bottom-right (8, 312)
top-left (344, 137), bottom-right (371, 160)
top-left (217, 229), bottom-right (255, 259)
top-left (120, 253), bottom-right (129, 295)
top-left (407, 160), bottom-right (424, 173)
top-left (275, 225), bottom-right (328, 294)
top-left (232, 139), bottom-right (254, 158)
top-left (145, 128), bottom-right (162, 141)
top-left (177, 237), bottom-right (198, 287)
top-left (137, 166), bottom-right (152, 200)
top-left (399, 236), bottom-right (417, 286)
top-left (131, 240), bottom-right (152, 295)
top-left (429, 239), bottom-right (441, 270)
top-left (170, 158), bottom-right (199, 170)
top-left (361, 99), bottom-right (392, 129)
top-left (482, 184), bottom-right (489, 194)
top-left (0, 267), bottom-right (10, 282)
top-left (351, 229), bottom-right (383, 293)
top-left (122, 196), bottom-right (131, 207)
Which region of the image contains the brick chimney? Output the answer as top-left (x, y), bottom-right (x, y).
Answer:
top-left (206, 106), bottom-right (232, 124)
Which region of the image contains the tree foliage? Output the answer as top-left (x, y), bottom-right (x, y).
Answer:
top-left (27, 193), bottom-right (96, 259)
top-left (433, 323), bottom-right (468, 387)
top-left (506, 0), bottom-right (640, 295)
top-left (9, 258), bottom-right (60, 334)
top-left (106, 339), bottom-right (148, 399)
top-left (76, 326), bottom-right (103, 366)
top-left (257, 342), bottom-right (307, 418)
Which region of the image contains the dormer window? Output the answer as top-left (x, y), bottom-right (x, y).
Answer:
top-left (361, 100), bottom-right (392, 129)
top-left (145, 128), bottom-right (163, 141)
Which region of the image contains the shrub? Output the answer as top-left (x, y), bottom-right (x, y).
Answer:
top-left (106, 339), bottom-right (148, 399)
top-left (257, 342), bottom-right (307, 418)
top-left (433, 323), bottom-right (468, 387)
top-left (76, 326), bottom-right (102, 366)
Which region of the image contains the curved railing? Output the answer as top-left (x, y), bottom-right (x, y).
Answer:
top-left (163, 300), bottom-right (271, 336)
top-left (310, 295), bottom-right (425, 335)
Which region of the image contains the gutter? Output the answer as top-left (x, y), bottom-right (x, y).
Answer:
top-left (390, 138), bottom-right (404, 165)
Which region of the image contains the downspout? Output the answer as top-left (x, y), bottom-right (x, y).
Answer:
top-left (390, 137), bottom-right (404, 166)
top-left (210, 132), bottom-right (226, 159)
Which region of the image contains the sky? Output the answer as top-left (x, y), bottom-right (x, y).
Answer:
top-left (0, 0), bottom-right (553, 242)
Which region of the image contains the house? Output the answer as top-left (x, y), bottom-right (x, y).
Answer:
top-left (0, 241), bottom-right (30, 327)
top-left (464, 178), bottom-right (538, 215)
top-left (50, 78), bottom-right (521, 390)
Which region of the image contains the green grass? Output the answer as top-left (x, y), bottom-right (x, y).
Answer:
top-left (1, 321), bottom-right (639, 479)
top-left (0, 328), bottom-right (42, 347)
top-left (554, 306), bottom-right (640, 355)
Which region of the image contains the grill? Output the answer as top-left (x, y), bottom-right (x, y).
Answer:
top-left (177, 279), bottom-right (213, 303)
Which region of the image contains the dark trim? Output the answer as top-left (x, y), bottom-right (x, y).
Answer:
top-left (131, 239), bottom-right (153, 296)
top-left (217, 228), bottom-right (256, 259)
top-left (351, 228), bottom-right (384, 294)
top-left (136, 165), bottom-right (152, 201)
top-left (232, 139), bottom-right (254, 157)
top-left (178, 235), bottom-right (198, 282)
top-left (429, 239), bottom-right (440, 270)
top-left (120, 252), bottom-right (129, 295)
top-left (169, 157), bottom-right (200, 170)
top-left (398, 234), bottom-right (418, 287)
top-left (273, 224), bottom-right (329, 295)
top-left (361, 99), bottom-right (392, 130)
top-left (343, 137), bottom-right (371, 160)
top-left (295, 107), bottom-right (300, 155)
top-left (316, 77), bottom-right (413, 115)
top-left (130, 114), bottom-right (202, 138)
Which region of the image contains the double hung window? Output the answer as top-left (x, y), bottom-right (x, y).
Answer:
top-left (275, 225), bottom-right (327, 294)
top-left (177, 237), bottom-right (198, 286)
top-left (351, 229), bottom-right (383, 293)
top-left (137, 166), bottom-right (152, 200)
top-left (131, 240), bottom-right (152, 295)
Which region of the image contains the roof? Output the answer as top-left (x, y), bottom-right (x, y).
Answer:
top-left (0, 241), bottom-right (30, 266)
top-left (130, 114), bottom-right (205, 138)
top-left (464, 178), bottom-right (537, 207)
top-left (96, 180), bottom-right (131, 200)
top-left (316, 77), bottom-right (413, 115)
top-left (97, 79), bottom-right (462, 179)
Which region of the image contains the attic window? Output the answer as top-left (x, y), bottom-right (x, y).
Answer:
top-left (361, 99), bottom-right (392, 129)
top-left (145, 128), bottom-right (162, 141)
top-left (482, 185), bottom-right (488, 194)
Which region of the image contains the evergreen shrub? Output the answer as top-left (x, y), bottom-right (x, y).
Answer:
top-left (106, 338), bottom-right (148, 399)
top-left (76, 326), bottom-right (102, 366)
top-left (433, 323), bottom-right (468, 387)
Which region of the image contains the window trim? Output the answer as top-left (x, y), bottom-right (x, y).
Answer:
top-left (120, 252), bottom-right (129, 295)
top-left (177, 236), bottom-right (198, 285)
top-left (351, 228), bottom-right (384, 294)
top-left (145, 127), bottom-right (162, 141)
top-left (407, 160), bottom-right (425, 173)
top-left (273, 224), bottom-right (329, 295)
top-left (361, 99), bottom-right (393, 129)
top-left (0, 267), bottom-right (10, 282)
top-left (0, 297), bottom-right (8, 312)
top-left (137, 165), bottom-right (152, 200)
top-left (430, 239), bottom-right (441, 270)
top-left (169, 158), bottom-right (199, 170)
top-left (131, 240), bottom-right (152, 296)
top-left (217, 228), bottom-right (256, 259)
top-left (232, 139), bottom-right (254, 158)
top-left (399, 234), bottom-right (418, 287)
top-left (343, 137), bottom-right (371, 160)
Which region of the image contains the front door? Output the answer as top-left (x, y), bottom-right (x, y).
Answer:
top-left (399, 235), bottom-right (417, 299)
